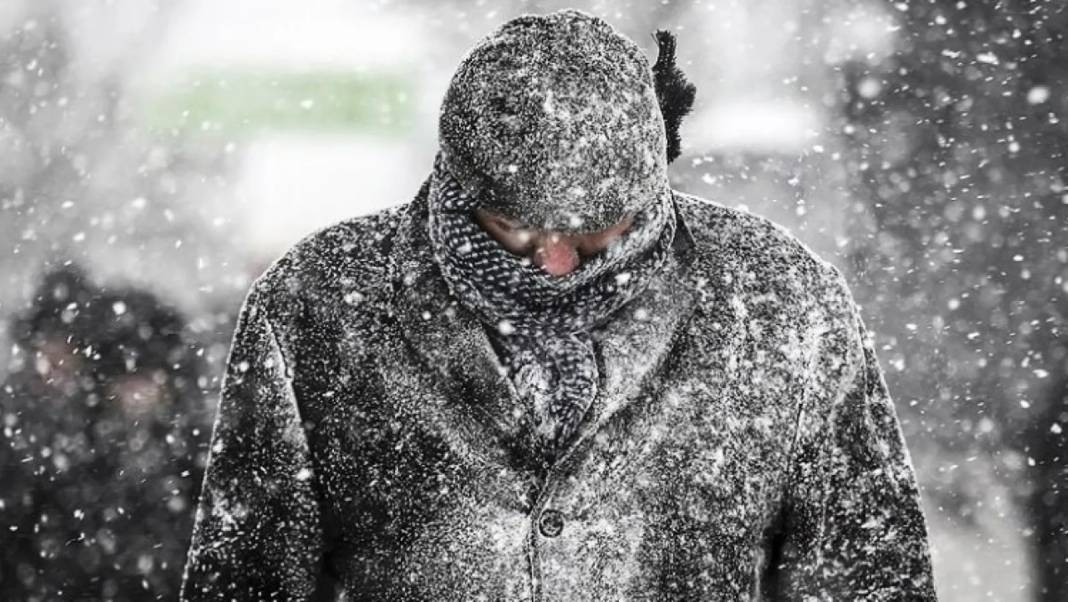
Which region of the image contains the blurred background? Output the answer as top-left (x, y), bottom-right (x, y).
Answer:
top-left (0, 0), bottom-right (1065, 599)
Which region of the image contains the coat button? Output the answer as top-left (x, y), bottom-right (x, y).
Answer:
top-left (538, 509), bottom-right (564, 537)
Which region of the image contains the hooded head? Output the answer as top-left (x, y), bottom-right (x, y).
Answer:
top-left (438, 9), bottom-right (678, 233)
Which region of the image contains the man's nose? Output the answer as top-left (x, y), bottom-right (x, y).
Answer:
top-left (534, 233), bottom-right (580, 276)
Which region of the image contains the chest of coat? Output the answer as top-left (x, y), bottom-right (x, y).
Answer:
top-left (299, 312), bottom-right (808, 600)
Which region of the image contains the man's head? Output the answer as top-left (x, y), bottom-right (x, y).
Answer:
top-left (438, 9), bottom-right (671, 236)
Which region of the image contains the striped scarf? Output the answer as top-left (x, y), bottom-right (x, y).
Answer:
top-left (427, 152), bottom-right (676, 463)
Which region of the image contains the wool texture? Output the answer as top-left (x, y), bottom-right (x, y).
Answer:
top-left (427, 152), bottom-right (676, 462)
top-left (181, 190), bottom-right (938, 600)
top-left (181, 9), bottom-right (936, 600)
top-left (437, 9), bottom-right (671, 233)
top-left (431, 9), bottom-right (685, 462)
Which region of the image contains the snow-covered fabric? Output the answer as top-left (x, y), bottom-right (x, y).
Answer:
top-left (180, 184), bottom-right (937, 600)
top-left (427, 153), bottom-right (676, 462)
top-left (429, 9), bottom-right (682, 463)
top-left (182, 8), bottom-right (935, 600)
top-left (438, 9), bottom-right (670, 233)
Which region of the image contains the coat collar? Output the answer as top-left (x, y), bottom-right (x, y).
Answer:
top-left (386, 179), bottom-right (699, 475)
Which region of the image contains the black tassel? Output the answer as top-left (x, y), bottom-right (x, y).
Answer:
top-left (652, 30), bottom-right (696, 164)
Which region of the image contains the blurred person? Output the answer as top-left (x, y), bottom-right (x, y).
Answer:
top-left (0, 265), bottom-right (210, 601)
top-left (182, 10), bottom-right (936, 600)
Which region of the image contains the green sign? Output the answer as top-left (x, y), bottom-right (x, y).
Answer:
top-left (144, 70), bottom-right (414, 136)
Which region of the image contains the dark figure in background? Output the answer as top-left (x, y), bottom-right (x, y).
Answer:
top-left (0, 265), bottom-right (211, 600)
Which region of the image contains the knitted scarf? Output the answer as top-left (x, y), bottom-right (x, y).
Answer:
top-left (427, 153), bottom-right (676, 463)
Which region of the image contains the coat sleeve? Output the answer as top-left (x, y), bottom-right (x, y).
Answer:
top-left (180, 284), bottom-right (325, 600)
top-left (766, 279), bottom-right (937, 600)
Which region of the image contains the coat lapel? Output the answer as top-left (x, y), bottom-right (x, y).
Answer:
top-left (386, 185), bottom-right (700, 474)
top-left (387, 188), bottom-right (532, 468)
top-left (554, 234), bottom-right (698, 472)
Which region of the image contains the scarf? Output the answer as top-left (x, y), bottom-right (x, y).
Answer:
top-left (427, 153), bottom-right (676, 463)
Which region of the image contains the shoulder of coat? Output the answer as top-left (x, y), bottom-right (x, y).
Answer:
top-left (247, 203), bottom-right (410, 330)
top-left (672, 190), bottom-right (854, 319)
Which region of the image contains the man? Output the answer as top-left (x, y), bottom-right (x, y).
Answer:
top-left (182, 9), bottom-right (937, 600)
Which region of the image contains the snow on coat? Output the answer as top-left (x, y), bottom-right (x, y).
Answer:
top-left (180, 179), bottom-right (937, 600)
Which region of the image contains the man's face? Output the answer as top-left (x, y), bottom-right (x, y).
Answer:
top-left (474, 208), bottom-right (634, 276)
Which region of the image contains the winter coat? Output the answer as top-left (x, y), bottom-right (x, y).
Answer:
top-left (181, 181), bottom-right (937, 601)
